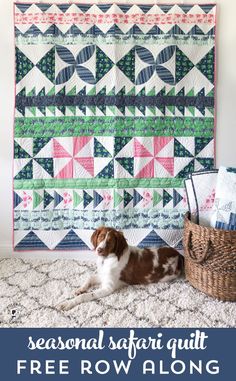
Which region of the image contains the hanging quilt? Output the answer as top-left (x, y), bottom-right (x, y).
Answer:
top-left (13, 2), bottom-right (216, 250)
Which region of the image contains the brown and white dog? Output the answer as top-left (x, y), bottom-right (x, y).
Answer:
top-left (57, 227), bottom-right (183, 311)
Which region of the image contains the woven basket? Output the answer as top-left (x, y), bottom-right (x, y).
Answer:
top-left (183, 213), bottom-right (236, 302)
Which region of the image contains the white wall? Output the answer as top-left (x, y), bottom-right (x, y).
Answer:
top-left (0, 0), bottom-right (235, 259)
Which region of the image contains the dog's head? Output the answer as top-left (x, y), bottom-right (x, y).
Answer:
top-left (91, 227), bottom-right (128, 259)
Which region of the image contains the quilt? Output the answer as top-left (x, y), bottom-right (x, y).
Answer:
top-left (211, 167), bottom-right (236, 230)
top-left (13, 2), bottom-right (216, 250)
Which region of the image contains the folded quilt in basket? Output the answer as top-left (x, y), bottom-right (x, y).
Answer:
top-left (211, 167), bottom-right (236, 230)
top-left (185, 170), bottom-right (218, 226)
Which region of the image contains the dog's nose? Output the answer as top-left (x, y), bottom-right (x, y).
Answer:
top-left (97, 247), bottom-right (103, 254)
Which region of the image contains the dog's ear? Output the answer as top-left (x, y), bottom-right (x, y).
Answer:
top-left (114, 230), bottom-right (128, 259)
top-left (91, 227), bottom-right (103, 248)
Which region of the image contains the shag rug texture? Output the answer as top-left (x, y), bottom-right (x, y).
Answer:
top-left (0, 258), bottom-right (235, 328)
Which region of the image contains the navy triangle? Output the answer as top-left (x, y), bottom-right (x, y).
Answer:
top-left (200, 5), bottom-right (216, 14)
top-left (57, 4), bottom-right (72, 13)
top-left (173, 190), bottom-right (183, 207)
top-left (97, 160), bottom-right (114, 178)
top-left (138, 5), bottom-right (153, 13)
top-left (188, 25), bottom-right (204, 35)
top-left (14, 192), bottom-right (23, 208)
top-left (15, 231), bottom-right (48, 250)
top-left (54, 192), bottom-right (63, 207)
top-left (132, 25), bottom-right (144, 35)
top-left (97, 4), bottom-right (113, 12)
top-left (44, 25), bottom-right (61, 36)
top-left (124, 190), bottom-right (133, 208)
top-left (147, 26), bottom-right (164, 35)
top-left (36, 4), bottom-right (52, 12)
top-left (179, 5), bottom-right (194, 13)
top-left (68, 25), bottom-right (83, 36)
top-left (163, 190), bottom-right (172, 207)
top-left (168, 25), bottom-right (185, 35)
top-left (93, 191), bottom-right (103, 208)
top-left (15, 4), bottom-right (32, 13)
top-left (77, 4), bottom-right (92, 13)
top-left (138, 230), bottom-right (167, 248)
top-left (25, 25), bottom-right (42, 36)
top-left (159, 5), bottom-right (173, 13)
top-left (114, 25), bottom-right (125, 35)
top-left (118, 5), bottom-right (132, 13)
top-left (83, 191), bottom-right (93, 208)
top-left (55, 230), bottom-right (89, 250)
top-left (44, 191), bottom-right (54, 208)
top-left (207, 27), bottom-right (215, 36)
top-left (133, 190), bottom-right (143, 207)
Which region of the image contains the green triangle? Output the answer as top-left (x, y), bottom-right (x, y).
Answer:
top-left (153, 191), bottom-right (162, 207)
top-left (28, 107), bottom-right (36, 116)
top-left (107, 87), bottom-right (115, 96)
top-left (147, 87), bottom-right (156, 96)
top-left (87, 86), bottom-right (96, 96)
top-left (166, 105), bottom-right (175, 114)
top-left (16, 47), bottom-right (34, 83)
top-left (108, 106), bottom-right (116, 115)
top-left (127, 87), bottom-right (135, 96)
top-left (186, 88), bottom-right (195, 97)
top-left (137, 87), bottom-right (146, 96)
top-left (36, 47), bottom-right (55, 83)
top-left (127, 106), bottom-right (135, 115)
top-left (114, 191), bottom-right (123, 208)
top-left (176, 47), bottom-right (194, 83)
top-left (207, 107), bottom-right (214, 116)
top-left (88, 106), bottom-right (96, 114)
top-left (188, 106), bottom-right (195, 116)
top-left (96, 46), bottom-right (114, 82)
top-left (147, 106), bottom-right (156, 115)
top-left (47, 106), bottom-right (55, 115)
top-left (116, 47), bottom-right (135, 83)
top-left (47, 86), bottom-right (55, 96)
top-left (67, 86), bottom-right (76, 96)
top-left (207, 88), bottom-right (214, 97)
top-left (196, 48), bottom-right (214, 84)
top-left (27, 87), bottom-right (35, 97)
top-left (97, 87), bottom-right (107, 96)
top-left (73, 191), bottom-right (83, 208)
top-left (166, 87), bottom-right (175, 96)
top-left (67, 106), bottom-right (76, 115)
top-left (33, 191), bottom-right (43, 209)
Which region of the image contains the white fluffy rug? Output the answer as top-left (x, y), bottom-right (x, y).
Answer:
top-left (0, 258), bottom-right (235, 328)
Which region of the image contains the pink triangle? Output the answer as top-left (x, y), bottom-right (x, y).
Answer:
top-left (155, 157), bottom-right (174, 176)
top-left (135, 159), bottom-right (154, 178)
top-left (154, 137), bottom-right (173, 156)
top-left (53, 139), bottom-right (71, 158)
top-left (55, 159), bottom-right (73, 179)
top-left (134, 138), bottom-right (152, 157)
top-left (73, 137), bottom-right (92, 156)
top-left (75, 157), bottom-right (94, 177)
top-left (200, 189), bottom-right (216, 211)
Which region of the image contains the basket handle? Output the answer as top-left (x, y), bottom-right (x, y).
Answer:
top-left (186, 230), bottom-right (211, 264)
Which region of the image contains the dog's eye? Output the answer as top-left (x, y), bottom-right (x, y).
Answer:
top-left (99, 234), bottom-right (105, 240)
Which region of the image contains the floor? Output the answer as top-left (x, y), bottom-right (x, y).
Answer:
top-left (0, 257), bottom-right (235, 327)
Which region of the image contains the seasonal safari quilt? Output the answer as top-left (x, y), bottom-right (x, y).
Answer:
top-left (13, 2), bottom-right (216, 250)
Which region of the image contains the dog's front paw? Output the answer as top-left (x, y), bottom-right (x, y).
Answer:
top-left (56, 301), bottom-right (73, 311)
top-left (75, 288), bottom-right (86, 295)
